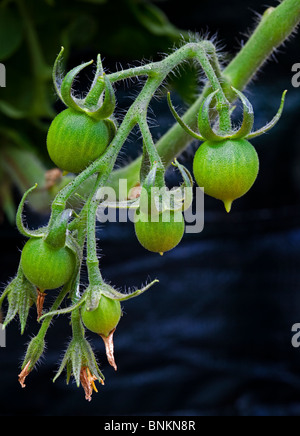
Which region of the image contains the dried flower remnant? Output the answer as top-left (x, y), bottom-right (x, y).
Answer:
top-left (80, 366), bottom-right (104, 402)
top-left (18, 361), bottom-right (32, 388)
top-left (100, 328), bottom-right (117, 371)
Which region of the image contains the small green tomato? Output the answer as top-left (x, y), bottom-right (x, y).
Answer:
top-left (47, 108), bottom-right (116, 174)
top-left (193, 138), bottom-right (259, 212)
top-left (81, 295), bottom-right (122, 338)
top-left (21, 238), bottom-right (75, 291)
top-left (134, 209), bottom-right (185, 255)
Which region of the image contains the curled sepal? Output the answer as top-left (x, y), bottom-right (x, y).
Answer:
top-left (16, 184), bottom-right (47, 238)
top-left (44, 209), bottom-right (73, 249)
top-left (140, 141), bottom-right (151, 185)
top-left (53, 336), bottom-right (104, 402)
top-left (84, 285), bottom-right (102, 312)
top-left (84, 54), bottom-right (105, 109)
top-left (230, 87), bottom-right (254, 140)
top-left (38, 292), bottom-right (87, 322)
top-left (169, 159), bottom-right (194, 212)
top-left (167, 92), bottom-right (204, 141)
top-left (52, 47), bottom-right (65, 102)
top-left (101, 279), bottom-right (159, 302)
top-left (88, 74), bottom-right (116, 121)
top-left (1, 267), bottom-right (37, 334)
top-left (139, 162), bottom-right (162, 216)
top-left (198, 90), bottom-right (226, 142)
top-left (246, 90), bottom-right (287, 140)
top-left (60, 59), bottom-right (94, 112)
top-left (18, 335), bottom-right (46, 388)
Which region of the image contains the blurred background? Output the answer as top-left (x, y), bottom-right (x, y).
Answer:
top-left (1, 0), bottom-right (300, 416)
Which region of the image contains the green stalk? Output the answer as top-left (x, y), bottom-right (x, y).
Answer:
top-left (109, 0), bottom-right (300, 194)
top-left (85, 174), bottom-right (105, 286)
top-left (48, 41), bottom-right (222, 206)
top-left (194, 46), bottom-right (231, 133)
top-left (224, 0), bottom-right (300, 90)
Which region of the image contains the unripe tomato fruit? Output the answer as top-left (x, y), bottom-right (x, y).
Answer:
top-left (21, 238), bottom-right (75, 291)
top-left (134, 209), bottom-right (185, 254)
top-left (193, 139), bottom-right (259, 212)
top-left (81, 295), bottom-right (122, 337)
top-left (47, 108), bottom-right (116, 174)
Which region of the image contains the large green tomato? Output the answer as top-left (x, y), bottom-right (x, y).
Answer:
top-left (81, 295), bottom-right (122, 338)
top-left (21, 238), bottom-right (75, 291)
top-left (47, 108), bottom-right (116, 174)
top-left (193, 139), bottom-right (259, 212)
top-left (134, 209), bottom-right (185, 255)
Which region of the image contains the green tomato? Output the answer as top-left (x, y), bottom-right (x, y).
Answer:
top-left (134, 209), bottom-right (185, 255)
top-left (21, 238), bottom-right (75, 291)
top-left (193, 139), bottom-right (259, 212)
top-left (81, 295), bottom-right (122, 337)
top-left (47, 108), bottom-right (116, 174)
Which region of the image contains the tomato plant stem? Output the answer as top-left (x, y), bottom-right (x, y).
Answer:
top-left (109, 0), bottom-right (300, 194)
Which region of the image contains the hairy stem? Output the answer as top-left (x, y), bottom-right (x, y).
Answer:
top-left (109, 0), bottom-right (300, 194)
top-left (224, 0), bottom-right (300, 90)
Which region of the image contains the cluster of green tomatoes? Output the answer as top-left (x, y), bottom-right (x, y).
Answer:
top-left (0, 46), bottom-right (286, 398)
top-left (21, 81), bottom-right (285, 331)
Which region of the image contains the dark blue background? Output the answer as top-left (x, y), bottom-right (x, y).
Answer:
top-left (1, 0), bottom-right (300, 416)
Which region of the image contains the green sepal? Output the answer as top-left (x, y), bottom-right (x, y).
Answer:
top-left (38, 293), bottom-right (87, 322)
top-left (60, 59), bottom-right (94, 112)
top-left (21, 335), bottom-right (46, 372)
top-left (167, 92), bottom-right (204, 141)
top-left (88, 74), bottom-right (116, 121)
top-left (198, 90), bottom-right (225, 142)
top-left (230, 87), bottom-right (254, 139)
top-left (2, 267), bottom-right (37, 334)
top-left (170, 159), bottom-right (194, 212)
top-left (84, 54), bottom-right (105, 109)
top-left (140, 141), bottom-right (151, 185)
top-left (246, 90), bottom-right (287, 140)
top-left (52, 47), bottom-right (65, 102)
top-left (44, 209), bottom-right (73, 249)
top-left (53, 335), bottom-right (104, 387)
top-left (100, 280), bottom-right (159, 302)
top-left (103, 118), bottom-right (117, 143)
top-left (71, 341), bottom-right (83, 387)
top-left (16, 184), bottom-right (47, 238)
top-left (84, 285), bottom-right (102, 312)
top-left (139, 162), bottom-right (162, 216)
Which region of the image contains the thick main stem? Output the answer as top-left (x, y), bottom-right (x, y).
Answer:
top-left (224, 0), bottom-right (300, 90)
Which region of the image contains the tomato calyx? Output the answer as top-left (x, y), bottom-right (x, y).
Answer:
top-left (53, 334), bottom-right (105, 401)
top-left (138, 159), bottom-right (193, 218)
top-left (0, 267), bottom-right (37, 334)
top-left (168, 87), bottom-right (287, 143)
top-left (168, 87), bottom-right (287, 212)
top-left (53, 47), bottom-right (116, 120)
top-left (18, 336), bottom-right (45, 388)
